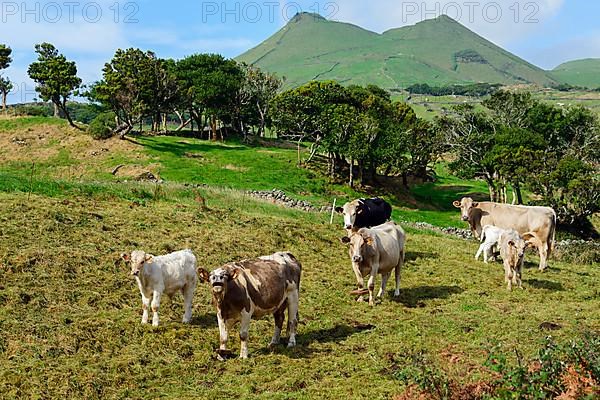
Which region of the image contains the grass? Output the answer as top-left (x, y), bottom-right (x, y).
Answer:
top-left (0, 190), bottom-right (598, 398)
top-left (0, 117), bottom-right (598, 398)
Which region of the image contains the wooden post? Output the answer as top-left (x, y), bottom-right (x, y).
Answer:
top-left (329, 198), bottom-right (337, 225)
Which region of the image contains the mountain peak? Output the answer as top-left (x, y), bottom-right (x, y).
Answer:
top-left (288, 12), bottom-right (326, 24)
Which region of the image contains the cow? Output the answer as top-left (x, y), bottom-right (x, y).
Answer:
top-left (499, 230), bottom-right (536, 290)
top-left (121, 249), bottom-right (197, 327)
top-left (335, 198), bottom-right (392, 231)
top-left (340, 222), bottom-right (405, 306)
top-left (475, 225), bottom-right (509, 263)
top-left (453, 197), bottom-right (556, 270)
top-left (198, 252), bottom-right (301, 359)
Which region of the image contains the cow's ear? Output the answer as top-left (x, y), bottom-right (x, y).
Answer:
top-left (340, 236), bottom-right (351, 244)
top-left (229, 267), bottom-right (242, 280)
top-left (120, 252), bottom-right (130, 262)
top-left (522, 232), bottom-right (535, 242)
top-left (197, 268), bottom-right (210, 283)
top-left (452, 201), bottom-right (461, 208)
top-left (144, 254), bottom-right (153, 263)
top-left (335, 207), bottom-right (344, 214)
top-left (365, 235), bottom-right (374, 246)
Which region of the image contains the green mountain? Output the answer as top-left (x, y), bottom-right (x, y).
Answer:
top-left (551, 59), bottom-right (600, 88)
top-left (236, 13), bottom-right (557, 89)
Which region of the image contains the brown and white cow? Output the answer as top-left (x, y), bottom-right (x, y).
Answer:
top-left (453, 197), bottom-right (556, 270)
top-left (341, 222), bottom-right (405, 306)
top-left (198, 252), bottom-right (301, 359)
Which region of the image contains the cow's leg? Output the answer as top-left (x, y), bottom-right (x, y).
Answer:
top-left (377, 272), bottom-right (390, 299)
top-left (286, 290), bottom-right (299, 348)
top-left (141, 294), bottom-right (150, 324)
top-left (351, 262), bottom-right (364, 289)
top-left (217, 312), bottom-right (228, 351)
top-left (516, 262), bottom-right (523, 289)
top-left (393, 259), bottom-right (402, 297)
top-left (151, 290), bottom-right (161, 326)
top-left (270, 302), bottom-right (286, 347)
top-left (239, 310), bottom-right (252, 359)
top-left (182, 282), bottom-right (195, 324)
top-left (475, 244), bottom-right (484, 261)
top-left (504, 263), bottom-right (513, 291)
top-left (538, 244), bottom-right (548, 271)
top-left (367, 264), bottom-right (379, 306)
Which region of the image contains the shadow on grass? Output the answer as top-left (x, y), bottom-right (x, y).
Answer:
top-left (405, 251), bottom-right (439, 263)
top-left (140, 137), bottom-right (245, 158)
top-left (392, 285), bottom-right (463, 308)
top-left (191, 313), bottom-right (218, 328)
top-left (525, 279), bottom-right (564, 292)
top-left (255, 323), bottom-right (375, 359)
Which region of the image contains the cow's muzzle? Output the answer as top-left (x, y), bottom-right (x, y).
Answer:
top-left (352, 255), bottom-right (362, 263)
top-left (461, 216), bottom-right (469, 221)
top-left (345, 224), bottom-right (353, 230)
top-left (212, 284), bottom-right (224, 294)
top-left (132, 271), bottom-right (140, 276)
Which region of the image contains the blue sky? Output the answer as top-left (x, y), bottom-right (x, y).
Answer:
top-left (2, 0), bottom-right (599, 103)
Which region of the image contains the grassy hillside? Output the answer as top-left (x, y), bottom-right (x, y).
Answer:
top-left (552, 58), bottom-right (600, 88)
top-left (237, 13), bottom-right (557, 89)
top-left (0, 117), bottom-right (598, 398)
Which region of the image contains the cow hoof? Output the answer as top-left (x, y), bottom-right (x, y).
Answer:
top-left (287, 341), bottom-right (296, 348)
top-left (356, 296), bottom-right (365, 302)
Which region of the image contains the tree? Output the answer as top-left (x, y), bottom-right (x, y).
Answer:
top-left (0, 44), bottom-right (12, 70)
top-left (175, 54), bottom-right (243, 140)
top-left (237, 63), bottom-right (282, 138)
top-left (27, 43), bottom-right (81, 129)
top-left (0, 44), bottom-right (12, 110)
top-left (0, 76), bottom-right (12, 111)
top-left (438, 104), bottom-right (499, 201)
top-left (89, 48), bottom-right (162, 137)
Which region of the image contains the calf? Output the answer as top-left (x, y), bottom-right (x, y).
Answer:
top-left (199, 252), bottom-right (302, 359)
top-left (498, 230), bottom-right (536, 290)
top-left (341, 222), bottom-right (405, 306)
top-left (475, 225), bottom-right (508, 263)
top-left (121, 249), bottom-right (197, 326)
top-left (335, 198), bottom-right (392, 231)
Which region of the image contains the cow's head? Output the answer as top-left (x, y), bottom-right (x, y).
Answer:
top-left (340, 229), bottom-right (374, 263)
top-left (335, 200), bottom-right (364, 230)
top-left (121, 250), bottom-right (153, 277)
top-left (453, 197), bottom-right (479, 221)
top-left (207, 265), bottom-right (241, 300)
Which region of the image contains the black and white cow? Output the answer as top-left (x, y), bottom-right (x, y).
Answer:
top-left (335, 198), bottom-right (392, 231)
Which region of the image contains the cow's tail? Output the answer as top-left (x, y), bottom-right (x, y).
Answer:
top-left (480, 228), bottom-right (487, 244)
top-left (548, 211), bottom-right (557, 256)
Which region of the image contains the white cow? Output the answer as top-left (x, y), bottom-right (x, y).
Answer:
top-left (121, 249), bottom-right (197, 326)
top-left (475, 225), bottom-right (509, 263)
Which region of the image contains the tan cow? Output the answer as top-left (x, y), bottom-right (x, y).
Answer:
top-left (453, 197), bottom-right (556, 270)
top-left (341, 222), bottom-right (406, 306)
top-left (499, 230), bottom-right (536, 290)
top-left (198, 252), bottom-right (301, 359)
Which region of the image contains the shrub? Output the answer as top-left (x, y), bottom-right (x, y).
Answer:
top-left (87, 112), bottom-right (116, 139)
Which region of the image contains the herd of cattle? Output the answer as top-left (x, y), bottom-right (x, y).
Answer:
top-left (120, 196), bottom-right (557, 359)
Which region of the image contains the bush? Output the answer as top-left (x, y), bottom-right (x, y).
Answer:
top-left (88, 112), bottom-right (116, 139)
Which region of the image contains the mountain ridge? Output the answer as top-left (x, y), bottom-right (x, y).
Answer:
top-left (236, 13), bottom-right (559, 89)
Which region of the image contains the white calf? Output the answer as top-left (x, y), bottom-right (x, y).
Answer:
top-left (475, 225), bottom-right (508, 263)
top-left (121, 249), bottom-right (197, 326)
